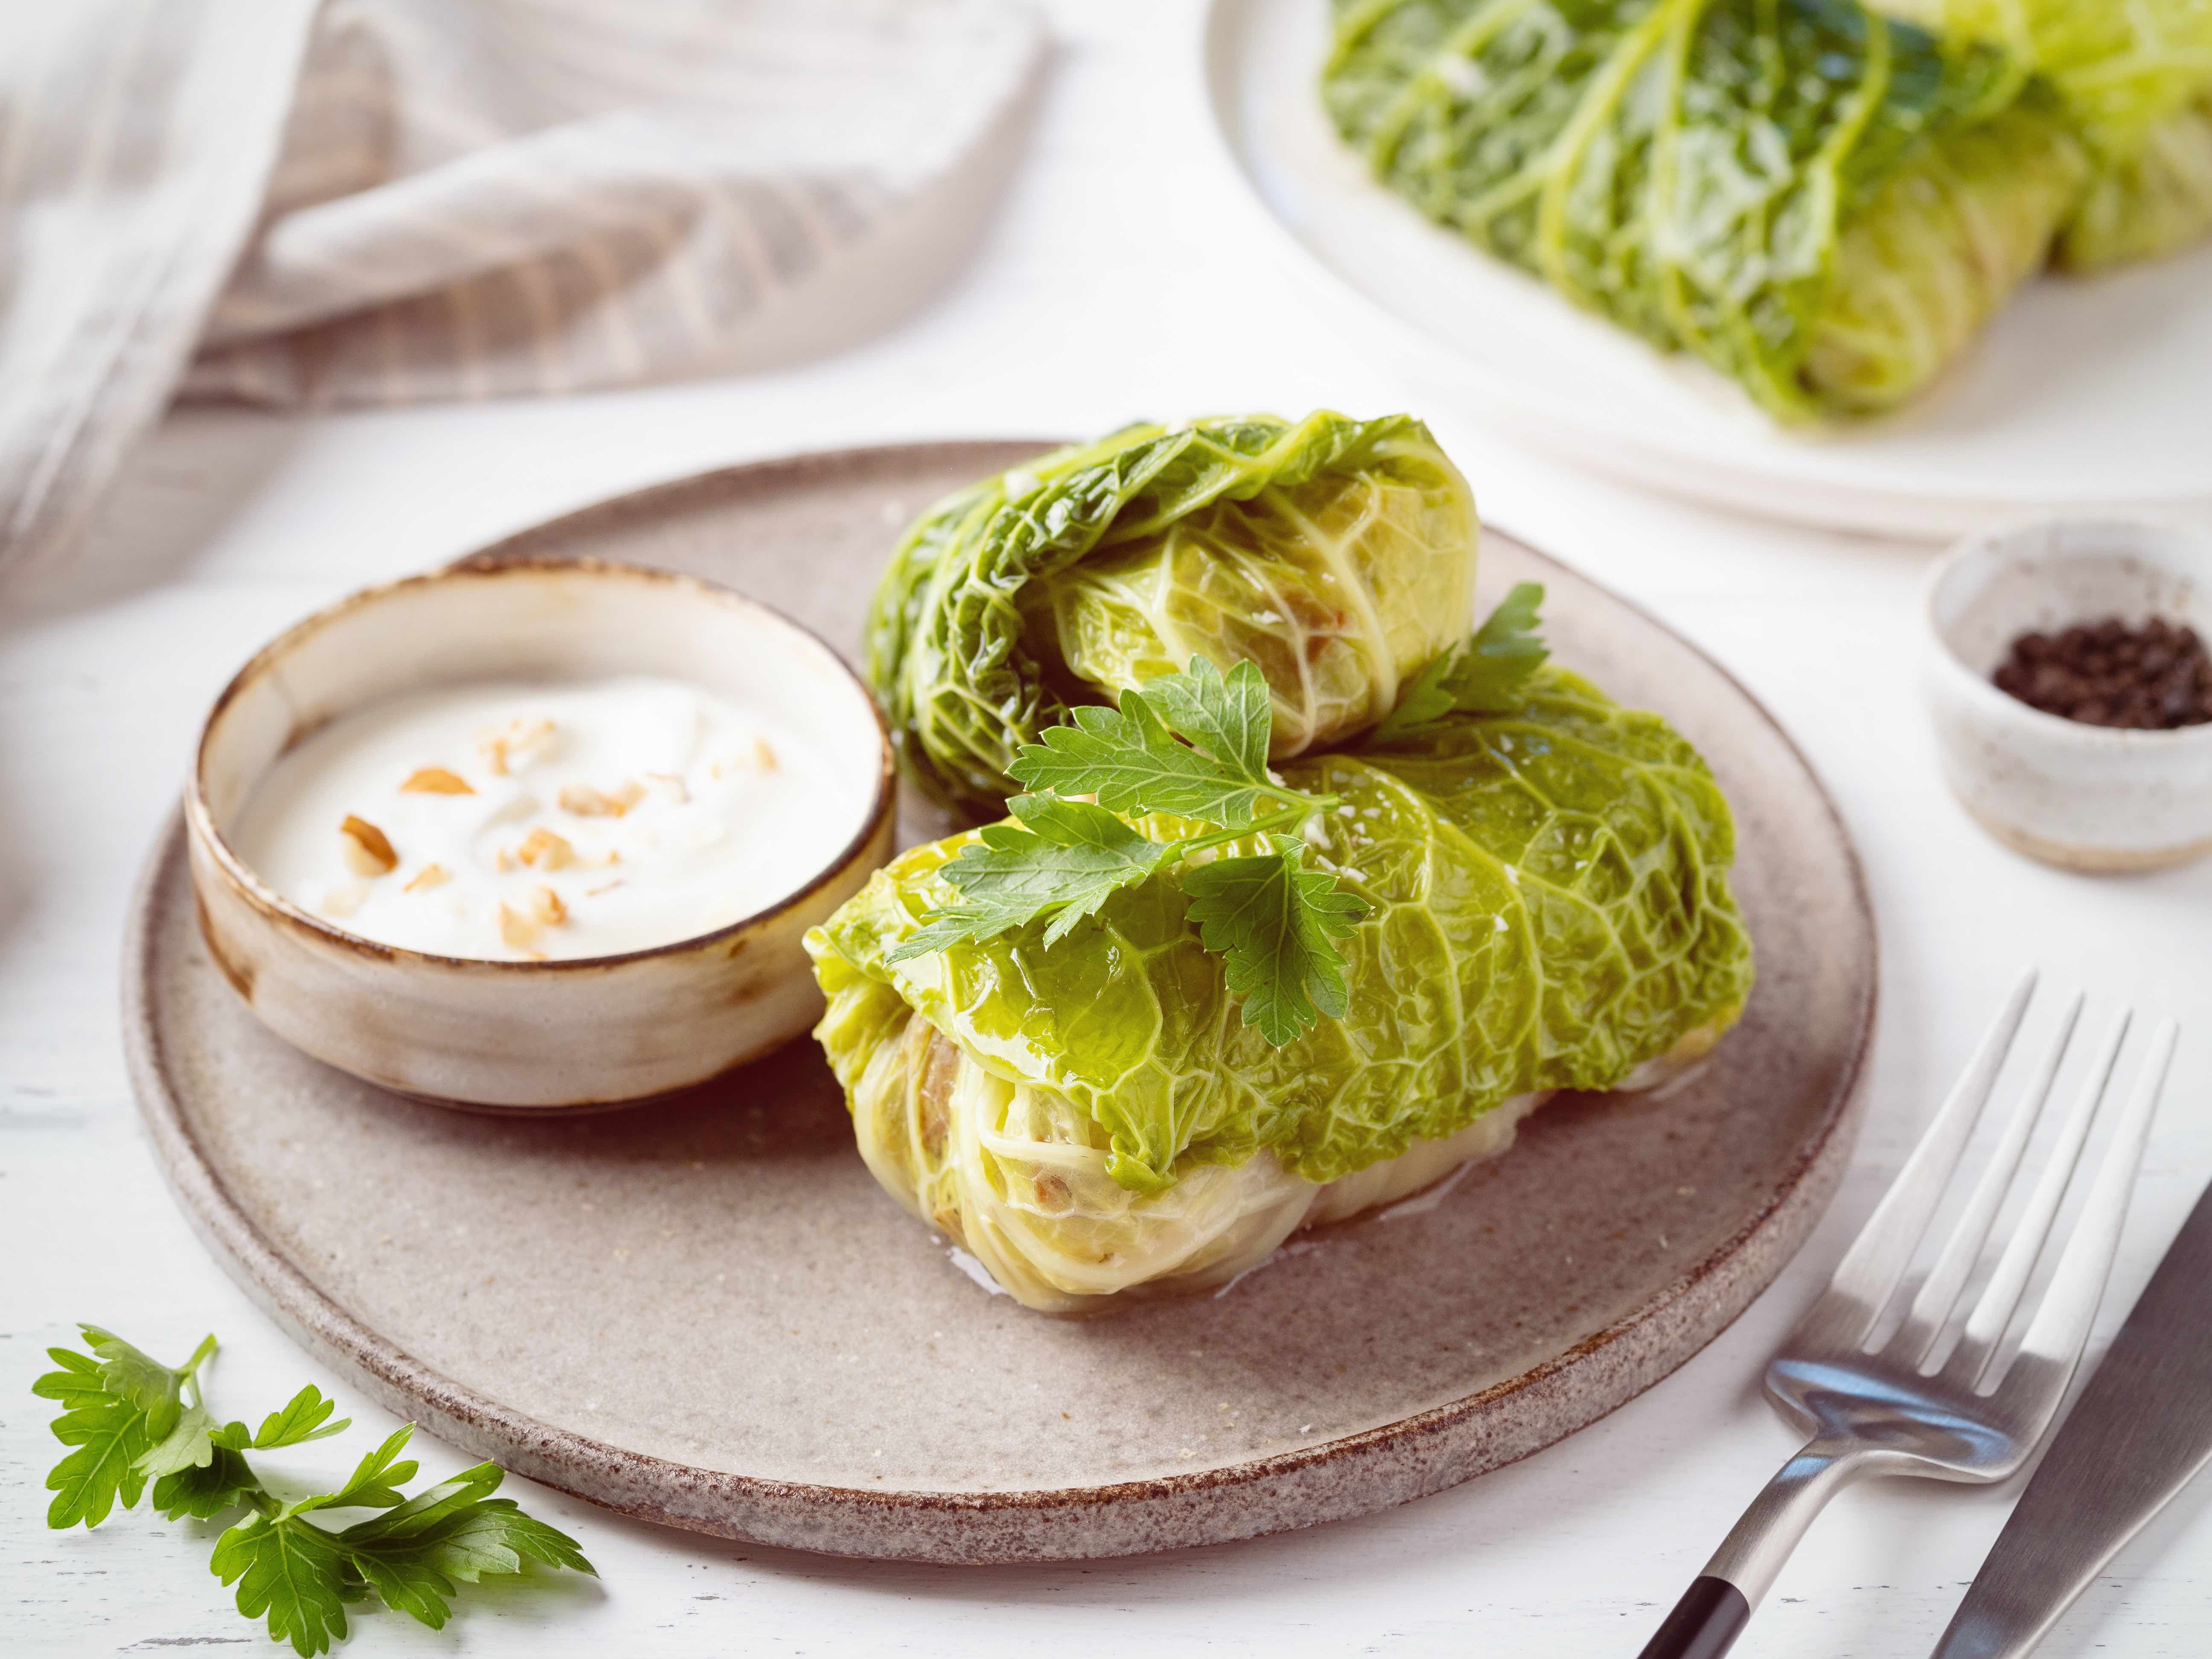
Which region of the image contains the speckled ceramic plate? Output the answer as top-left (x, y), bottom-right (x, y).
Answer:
top-left (125, 441), bottom-right (1877, 1564)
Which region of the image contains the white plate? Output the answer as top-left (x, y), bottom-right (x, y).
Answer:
top-left (1202, 0), bottom-right (2212, 538)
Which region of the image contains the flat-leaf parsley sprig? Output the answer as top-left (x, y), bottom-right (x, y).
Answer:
top-left (887, 656), bottom-right (1368, 1045)
top-left (1371, 582), bottom-right (1548, 741)
top-left (37, 1325), bottom-right (594, 1656)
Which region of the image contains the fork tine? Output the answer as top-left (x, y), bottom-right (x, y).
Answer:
top-left (1954, 1010), bottom-right (2132, 1378)
top-left (1994, 1019), bottom-right (2177, 1387)
top-left (1897, 991), bottom-right (2083, 1369)
top-left (1816, 969), bottom-right (2036, 1342)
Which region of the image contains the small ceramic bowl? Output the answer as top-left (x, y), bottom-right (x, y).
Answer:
top-left (187, 554), bottom-right (895, 1109)
top-left (1924, 517), bottom-right (2212, 873)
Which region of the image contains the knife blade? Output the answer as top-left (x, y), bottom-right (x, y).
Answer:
top-left (1933, 1174), bottom-right (2212, 1659)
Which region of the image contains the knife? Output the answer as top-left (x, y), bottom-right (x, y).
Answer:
top-left (1932, 1174), bottom-right (2212, 1659)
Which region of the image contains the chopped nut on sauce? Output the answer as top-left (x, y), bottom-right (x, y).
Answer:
top-left (530, 885), bottom-right (568, 927)
top-left (339, 815), bottom-right (398, 876)
top-left (403, 863), bottom-right (451, 893)
top-left (753, 735), bottom-right (780, 771)
top-left (498, 902), bottom-right (541, 948)
top-left (477, 717), bottom-right (556, 776)
top-left (645, 770), bottom-right (690, 804)
top-left (585, 879), bottom-right (624, 897)
top-left (399, 766), bottom-right (474, 795)
top-left (517, 827), bottom-right (574, 869)
top-left (321, 881), bottom-right (371, 919)
top-left (495, 845), bottom-right (516, 872)
top-left (558, 780), bottom-right (646, 817)
top-left (557, 783), bottom-right (611, 815)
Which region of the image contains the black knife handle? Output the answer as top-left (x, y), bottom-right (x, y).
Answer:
top-left (1637, 1576), bottom-right (1751, 1659)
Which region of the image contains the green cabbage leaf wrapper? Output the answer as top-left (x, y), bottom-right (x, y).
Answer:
top-left (1873, 0), bottom-right (2212, 268)
top-left (1322, 0), bottom-right (2090, 421)
top-left (2059, 97), bottom-right (2212, 268)
top-left (806, 665), bottom-right (1753, 1307)
top-left (867, 411), bottom-right (1476, 820)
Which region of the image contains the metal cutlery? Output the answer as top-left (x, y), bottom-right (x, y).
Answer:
top-left (1931, 1170), bottom-right (2212, 1657)
top-left (1637, 969), bottom-right (2178, 1659)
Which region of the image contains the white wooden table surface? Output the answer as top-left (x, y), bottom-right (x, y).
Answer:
top-left (7, 4), bottom-right (2210, 1653)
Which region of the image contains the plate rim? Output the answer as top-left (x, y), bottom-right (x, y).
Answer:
top-left (123, 439), bottom-right (1880, 1563)
top-left (1196, 0), bottom-right (2212, 538)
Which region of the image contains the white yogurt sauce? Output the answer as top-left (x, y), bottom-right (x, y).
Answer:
top-left (230, 677), bottom-right (857, 960)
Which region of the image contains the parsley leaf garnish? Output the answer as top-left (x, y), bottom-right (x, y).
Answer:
top-left (155, 1441), bottom-right (262, 1521)
top-left (1128, 652), bottom-right (1272, 786)
top-left (888, 795), bottom-right (1172, 960)
top-left (37, 1326), bottom-right (594, 1655)
top-left (1372, 582), bottom-right (1548, 741)
top-left (893, 657), bottom-right (1371, 1045)
top-left (1007, 689), bottom-right (1277, 827)
top-left (247, 1383), bottom-right (351, 1450)
top-left (1182, 835), bottom-right (1369, 1047)
top-left (210, 1511), bottom-right (355, 1656)
top-left (340, 1460), bottom-right (594, 1629)
top-left (35, 1327), bottom-right (215, 1528)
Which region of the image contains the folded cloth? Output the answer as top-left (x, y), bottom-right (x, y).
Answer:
top-left (0, 0), bottom-right (1042, 589)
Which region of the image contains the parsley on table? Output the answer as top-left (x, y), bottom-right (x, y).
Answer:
top-left (887, 656), bottom-right (1370, 1045)
top-left (1371, 582), bottom-right (1548, 741)
top-left (37, 1326), bottom-right (594, 1655)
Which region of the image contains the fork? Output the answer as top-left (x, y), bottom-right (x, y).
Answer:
top-left (1637, 969), bottom-right (2178, 1659)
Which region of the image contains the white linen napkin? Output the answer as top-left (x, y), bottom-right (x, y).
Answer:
top-left (0, 0), bottom-right (1043, 590)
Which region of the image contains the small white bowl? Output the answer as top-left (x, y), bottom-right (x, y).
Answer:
top-left (1924, 517), bottom-right (2212, 873)
top-left (187, 555), bottom-right (895, 1109)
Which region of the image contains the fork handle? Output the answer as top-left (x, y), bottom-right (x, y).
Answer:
top-left (1637, 1440), bottom-right (1861, 1659)
top-left (1638, 1577), bottom-right (1750, 1659)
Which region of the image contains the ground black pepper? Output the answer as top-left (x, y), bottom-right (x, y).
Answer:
top-left (1992, 615), bottom-right (2212, 730)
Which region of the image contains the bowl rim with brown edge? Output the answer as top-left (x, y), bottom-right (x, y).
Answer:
top-left (188, 551), bottom-right (895, 978)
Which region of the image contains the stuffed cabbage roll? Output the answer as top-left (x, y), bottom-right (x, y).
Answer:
top-left (806, 667), bottom-right (1754, 1313)
top-left (2059, 97), bottom-right (2212, 269)
top-left (867, 411), bottom-right (1477, 820)
top-left (1323, 0), bottom-right (2089, 421)
top-left (1874, 0), bottom-right (2212, 268)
